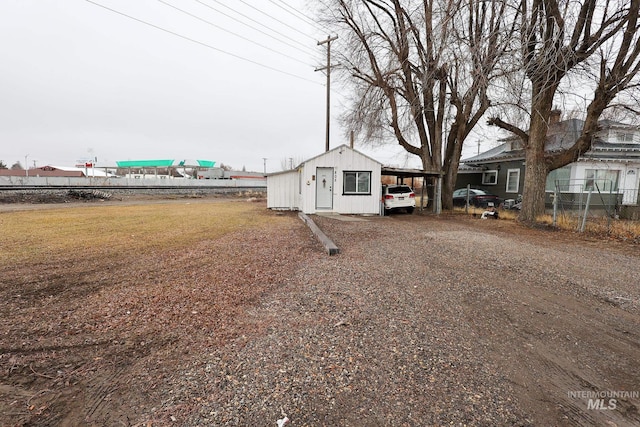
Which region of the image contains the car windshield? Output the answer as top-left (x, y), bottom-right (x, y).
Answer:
top-left (387, 186), bottom-right (412, 194)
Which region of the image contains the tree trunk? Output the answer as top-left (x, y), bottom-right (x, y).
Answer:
top-left (519, 150), bottom-right (549, 222)
top-left (441, 162), bottom-right (458, 210)
top-left (519, 97), bottom-right (553, 221)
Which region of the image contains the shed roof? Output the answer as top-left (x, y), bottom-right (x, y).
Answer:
top-left (267, 144), bottom-right (382, 177)
top-left (299, 144), bottom-right (383, 167)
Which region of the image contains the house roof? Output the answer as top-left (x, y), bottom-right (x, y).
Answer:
top-left (461, 142), bottom-right (521, 163)
top-left (580, 140), bottom-right (640, 162)
top-left (462, 119), bottom-right (638, 165)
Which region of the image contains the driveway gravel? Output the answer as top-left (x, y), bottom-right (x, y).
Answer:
top-left (186, 213), bottom-right (640, 426)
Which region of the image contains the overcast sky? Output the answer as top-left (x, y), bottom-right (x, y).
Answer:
top-left (0, 0), bottom-right (486, 172)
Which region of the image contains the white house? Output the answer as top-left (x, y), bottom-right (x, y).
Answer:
top-left (267, 145), bottom-right (382, 215)
top-left (458, 117), bottom-right (640, 214)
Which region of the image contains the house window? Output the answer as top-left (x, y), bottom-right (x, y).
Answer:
top-left (506, 169), bottom-right (520, 193)
top-left (546, 166), bottom-right (571, 192)
top-left (616, 132), bottom-right (634, 143)
top-left (482, 170), bottom-right (498, 185)
top-left (343, 171), bottom-right (371, 195)
top-left (585, 169), bottom-right (619, 192)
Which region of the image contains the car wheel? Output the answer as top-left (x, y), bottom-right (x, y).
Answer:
top-left (407, 207), bottom-right (414, 214)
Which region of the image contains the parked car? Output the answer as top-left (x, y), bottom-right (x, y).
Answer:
top-left (452, 188), bottom-right (501, 208)
top-left (382, 184), bottom-right (416, 214)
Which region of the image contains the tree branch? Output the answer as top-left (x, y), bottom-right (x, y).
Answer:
top-left (487, 117), bottom-right (529, 144)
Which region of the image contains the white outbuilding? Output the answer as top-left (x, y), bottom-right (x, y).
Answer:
top-left (267, 145), bottom-right (382, 215)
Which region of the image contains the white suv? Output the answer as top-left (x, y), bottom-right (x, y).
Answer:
top-left (382, 184), bottom-right (416, 214)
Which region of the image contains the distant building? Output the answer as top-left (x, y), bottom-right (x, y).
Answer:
top-left (0, 165), bottom-right (115, 178)
top-left (115, 159), bottom-right (216, 179)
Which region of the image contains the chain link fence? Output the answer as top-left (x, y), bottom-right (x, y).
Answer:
top-left (551, 179), bottom-right (639, 232)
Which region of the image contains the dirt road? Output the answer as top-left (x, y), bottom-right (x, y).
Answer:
top-left (1, 203), bottom-right (638, 425)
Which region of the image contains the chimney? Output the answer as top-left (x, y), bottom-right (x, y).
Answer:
top-left (550, 109), bottom-right (561, 124)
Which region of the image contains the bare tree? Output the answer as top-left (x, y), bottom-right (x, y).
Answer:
top-left (488, 0), bottom-right (640, 222)
top-left (320, 0), bottom-right (515, 209)
top-left (10, 162), bottom-right (23, 170)
top-left (0, 160), bottom-right (7, 169)
top-left (280, 156), bottom-right (305, 171)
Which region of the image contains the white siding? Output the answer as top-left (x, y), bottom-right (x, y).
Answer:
top-left (267, 170), bottom-right (300, 210)
top-left (267, 145), bottom-right (382, 214)
top-left (300, 145), bottom-right (381, 214)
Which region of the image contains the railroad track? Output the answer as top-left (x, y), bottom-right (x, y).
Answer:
top-left (0, 185), bottom-right (265, 191)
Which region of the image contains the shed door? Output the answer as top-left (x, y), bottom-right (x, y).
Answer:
top-left (316, 167), bottom-right (333, 210)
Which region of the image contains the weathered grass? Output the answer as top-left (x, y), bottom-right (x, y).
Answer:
top-left (0, 201), bottom-right (279, 266)
top-left (538, 213), bottom-right (640, 240)
top-left (452, 206), bottom-right (639, 241)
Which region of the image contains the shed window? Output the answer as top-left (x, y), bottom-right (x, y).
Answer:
top-left (343, 171), bottom-right (371, 195)
top-left (482, 170), bottom-right (498, 185)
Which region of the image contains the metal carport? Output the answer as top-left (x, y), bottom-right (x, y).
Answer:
top-left (381, 167), bottom-right (444, 214)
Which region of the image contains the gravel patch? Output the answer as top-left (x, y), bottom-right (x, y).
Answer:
top-left (178, 213), bottom-right (639, 426)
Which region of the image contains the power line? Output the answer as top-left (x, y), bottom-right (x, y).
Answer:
top-left (84, 0), bottom-right (322, 85)
top-left (269, 0), bottom-right (331, 34)
top-left (234, 0), bottom-right (317, 42)
top-left (157, 0), bottom-right (311, 66)
top-left (196, 0), bottom-right (317, 56)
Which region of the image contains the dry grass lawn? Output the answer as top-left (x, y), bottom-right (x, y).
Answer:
top-left (0, 201), bottom-right (275, 265)
top-left (0, 199), bottom-right (312, 426)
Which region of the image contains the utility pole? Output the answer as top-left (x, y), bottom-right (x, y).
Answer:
top-left (315, 35), bottom-right (338, 152)
top-left (263, 158), bottom-right (267, 174)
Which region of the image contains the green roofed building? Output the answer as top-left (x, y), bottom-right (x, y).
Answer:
top-left (116, 160), bottom-right (216, 168)
top-left (196, 160), bottom-right (216, 168)
top-left (116, 160), bottom-right (175, 168)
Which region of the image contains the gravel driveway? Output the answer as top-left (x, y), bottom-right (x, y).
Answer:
top-left (186, 213), bottom-right (640, 426)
